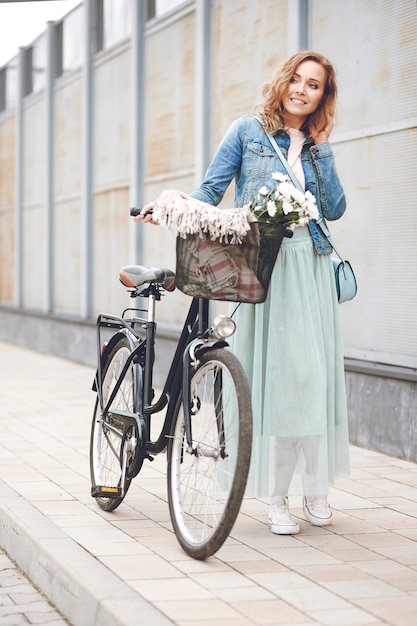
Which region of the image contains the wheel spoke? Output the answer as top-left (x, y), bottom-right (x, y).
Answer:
top-left (90, 339), bottom-right (137, 511)
top-left (168, 349), bottom-right (252, 559)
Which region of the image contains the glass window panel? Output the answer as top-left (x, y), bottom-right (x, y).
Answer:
top-left (103, 0), bottom-right (132, 49)
top-left (0, 69), bottom-right (5, 111)
top-left (155, 0), bottom-right (185, 17)
top-left (63, 5), bottom-right (83, 72)
top-left (94, 0), bottom-right (104, 53)
top-left (32, 34), bottom-right (46, 94)
top-left (54, 22), bottom-right (63, 78)
top-left (6, 57), bottom-right (18, 109)
top-left (23, 47), bottom-right (33, 96)
top-left (148, 0), bottom-right (186, 19)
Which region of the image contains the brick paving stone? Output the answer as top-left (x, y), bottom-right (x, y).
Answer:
top-left (1, 341), bottom-right (417, 626)
top-left (0, 549), bottom-right (70, 626)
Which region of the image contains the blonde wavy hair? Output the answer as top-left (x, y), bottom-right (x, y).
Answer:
top-left (258, 51), bottom-right (337, 136)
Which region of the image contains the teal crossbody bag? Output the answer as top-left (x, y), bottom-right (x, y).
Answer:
top-left (261, 126), bottom-right (357, 304)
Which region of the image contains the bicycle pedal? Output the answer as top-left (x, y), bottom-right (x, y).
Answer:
top-left (91, 485), bottom-right (122, 499)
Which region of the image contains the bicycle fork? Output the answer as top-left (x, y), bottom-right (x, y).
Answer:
top-left (182, 338), bottom-right (227, 459)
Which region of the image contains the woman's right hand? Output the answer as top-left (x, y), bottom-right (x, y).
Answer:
top-left (133, 202), bottom-right (158, 224)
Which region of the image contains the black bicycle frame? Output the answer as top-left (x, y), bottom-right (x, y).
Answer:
top-left (95, 294), bottom-right (211, 456)
top-left (144, 296), bottom-right (209, 454)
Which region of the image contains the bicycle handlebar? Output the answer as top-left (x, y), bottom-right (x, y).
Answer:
top-left (130, 207), bottom-right (153, 217)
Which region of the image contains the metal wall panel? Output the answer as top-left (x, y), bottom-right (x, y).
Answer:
top-left (332, 130), bottom-right (417, 368)
top-left (212, 0), bottom-right (288, 148)
top-left (311, 0), bottom-right (416, 134)
top-left (53, 198), bottom-right (81, 314)
top-left (92, 186), bottom-right (133, 316)
top-left (311, 0), bottom-right (417, 368)
top-left (54, 77), bottom-right (83, 313)
top-left (92, 48), bottom-right (132, 315)
top-left (209, 0), bottom-right (288, 215)
top-left (54, 78), bottom-right (83, 198)
top-left (94, 49), bottom-right (131, 189)
top-left (0, 114), bottom-right (16, 302)
top-left (23, 99), bottom-right (45, 205)
top-left (22, 98), bottom-right (46, 308)
top-left (93, 46), bottom-right (131, 312)
top-left (0, 211), bottom-right (15, 302)
top-left (145, 12), bottom-right (196, 180)
top-left (0, 115), bottom-right (15, 208)
top-left (144, 11), bottom-right (197, 327)
top-left (22, 206), bottom-right (44, 308)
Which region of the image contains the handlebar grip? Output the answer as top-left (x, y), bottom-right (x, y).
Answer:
top-left (130, 207), bottom-right (154, 217)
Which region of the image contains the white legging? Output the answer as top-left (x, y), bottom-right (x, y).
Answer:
top-left (272, 435), bottom-right (328, 497)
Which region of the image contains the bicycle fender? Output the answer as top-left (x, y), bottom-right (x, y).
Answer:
top-left (92, 329), bottom-right (138, 391)
top-left (193, 340), bottom-right (229, 360)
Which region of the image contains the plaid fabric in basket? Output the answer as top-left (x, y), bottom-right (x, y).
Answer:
top-left (176, 223), bottom-right (269, 303)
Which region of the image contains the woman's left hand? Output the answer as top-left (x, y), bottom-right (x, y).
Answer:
top-left (311, 123), bottom-right (334, 145)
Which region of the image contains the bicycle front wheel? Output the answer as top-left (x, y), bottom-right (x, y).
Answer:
top-left (90, 337), bottom-right (139, 512)
top-left (167, 348), bottom-right (252, 559)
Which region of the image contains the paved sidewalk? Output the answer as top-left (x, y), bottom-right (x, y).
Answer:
top-left (1, 341), bottom-right (417, 626)
top-left (0, 547), bottom-right (69, 625)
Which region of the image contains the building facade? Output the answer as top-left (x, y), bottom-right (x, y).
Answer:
top-left (0, 0), bottom-right (416, 460)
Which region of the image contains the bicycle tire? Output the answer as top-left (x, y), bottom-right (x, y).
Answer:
top-left (90, 336), bottom-right (140, 512)
top-left (167, 348), bottom-right (252, 559)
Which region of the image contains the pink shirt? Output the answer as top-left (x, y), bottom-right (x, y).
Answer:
top-left (287, 128), bottom-right (306, 191)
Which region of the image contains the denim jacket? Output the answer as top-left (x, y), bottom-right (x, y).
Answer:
top-left (191, 115), bottom-right (346, 254)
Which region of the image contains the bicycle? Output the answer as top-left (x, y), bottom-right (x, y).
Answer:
top-left (89, 260), bottom-right (253, 560)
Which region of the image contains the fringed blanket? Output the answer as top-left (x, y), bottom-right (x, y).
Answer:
top-left (152, 189), bottom-right (255, 244)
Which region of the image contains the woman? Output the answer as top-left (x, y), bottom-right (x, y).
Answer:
top-left (136, 51), bottom-right (350, 535)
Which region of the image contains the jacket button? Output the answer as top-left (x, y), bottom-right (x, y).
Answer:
top-left (259, 147), bottom-right (264, 153)
top-left (311, 148), bottom-right (318, 155)
top-left (278, 130), bottom-right (286, 137)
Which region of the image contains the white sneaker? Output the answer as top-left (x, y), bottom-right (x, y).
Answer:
top-left (303, 495), bottom-right (332, 526)
top-left (268, 496), bottom-right (300, 535)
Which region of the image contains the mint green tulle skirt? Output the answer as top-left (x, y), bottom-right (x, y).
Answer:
top-left (229, 226), bottom-right (350, 498)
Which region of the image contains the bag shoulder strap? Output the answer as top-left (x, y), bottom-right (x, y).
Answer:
top-left (315, 217), bottom-right (344, 262)
top-left (253, 116), bottom-right (302, 191)
top-left (253, 115), bottom-right (344, 262)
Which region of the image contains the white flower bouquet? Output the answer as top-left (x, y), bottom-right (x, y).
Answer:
top-left (245, 172), bottom-right (319, 236)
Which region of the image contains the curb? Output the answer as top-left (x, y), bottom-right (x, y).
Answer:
top-left (0, 480), bottom-right (173, 626)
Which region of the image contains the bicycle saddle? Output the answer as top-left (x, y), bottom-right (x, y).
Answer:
top-left (120, 265), bottom-right (176, 291)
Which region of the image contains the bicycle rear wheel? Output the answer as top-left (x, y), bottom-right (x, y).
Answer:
top-left (167, 348), bottom-right (252, 559)
top-left (90, 336), bottom-right (140, 512)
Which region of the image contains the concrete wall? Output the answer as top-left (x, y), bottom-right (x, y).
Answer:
top-left (346, 367), bottom-right (417, 463)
